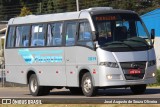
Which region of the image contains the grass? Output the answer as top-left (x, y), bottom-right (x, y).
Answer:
top-left (148, 69), bottom-right (160, 87)
top-left (148, 84), bottom-right (160, 87)
top-left (0, 105), bottom-right (160, 107)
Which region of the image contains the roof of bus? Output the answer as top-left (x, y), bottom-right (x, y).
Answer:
top-left (8, 7), bottom-right (136, 25)
top-left (8, 11), bottom-right (81, 25)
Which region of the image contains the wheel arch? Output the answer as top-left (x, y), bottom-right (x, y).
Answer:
top-left (27, 70), bottom-right (36, 84)
top-left (78, 67), bottom-right (94, 87)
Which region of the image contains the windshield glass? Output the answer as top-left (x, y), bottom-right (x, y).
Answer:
top-left (92, 13), bottom-right (152, 51)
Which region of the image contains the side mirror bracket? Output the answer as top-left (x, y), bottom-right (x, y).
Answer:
top-left (151, 29), bottom-right (155, 45)
top-left (92, 31), bottom-right (98, 41)
top-left (92, 31), bottom-right (99, 50)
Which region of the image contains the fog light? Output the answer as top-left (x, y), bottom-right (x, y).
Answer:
top-left (152, 73), bottom-right (155, 77)
top-left (106, 74), bottom-right (123, 80)
top-left (107, 75), bottom-right (112, 80)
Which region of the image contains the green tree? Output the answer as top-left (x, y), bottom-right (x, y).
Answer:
top-left (67, 0), bottom-right (76, 12)
top-left (19, 6), bottom-right (32, 16)
top-left (47, 0), bottom-right (55, 13)
top-left (0, 0), bottom-right (21, 20)
top-left (41, 0), bottom-right (48, 14)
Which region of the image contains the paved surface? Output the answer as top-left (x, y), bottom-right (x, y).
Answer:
top-left (0, 87), bottom-right (159, 98)
top-left (0, 87), bottom-right (160, 104)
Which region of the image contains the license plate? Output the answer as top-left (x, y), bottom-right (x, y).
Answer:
top-left (129, 69), bottom-right (141, 74)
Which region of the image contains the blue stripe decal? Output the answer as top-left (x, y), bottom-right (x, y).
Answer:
top-left (18, 49), bottom-right (63, 64)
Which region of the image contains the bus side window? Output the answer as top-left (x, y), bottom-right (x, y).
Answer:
top-left (65, 22), bottom-right (77, 46)
top-left (6, 26), bottom-right (15, 48)
top-left (79, 22), bottom-right (92, 41)
top-left (47, 22), bottom-right (63, 46)
top-left (77, 21), bottom-right (93, 48)
top-left (31, 24), bottom-right (46, 46)
top-left (15, 25), bottom-right (30, 47)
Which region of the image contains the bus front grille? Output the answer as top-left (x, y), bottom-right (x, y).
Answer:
top-left (124, 74), bottom-right (144, 80)
top-left (120, 61), bottom-right (146, 80)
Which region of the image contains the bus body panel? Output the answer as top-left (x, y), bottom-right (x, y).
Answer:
top-left (5, 47), bottom-right (66, 86)
top-left (148, 48), bottom-right (156, 61)
top-left (65, 47), bottom-right (78, 86)
top-left (75, 46), bottom-right (98, 86)
top-left (6, 46), bottom-right (98, 87)
top-left (10, 12), bottom-right (80, 25)
top-left (97, 48), bottom-right (117, 63)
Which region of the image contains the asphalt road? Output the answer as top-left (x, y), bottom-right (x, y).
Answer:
top-left (0, 87), bottom-right (160, 104)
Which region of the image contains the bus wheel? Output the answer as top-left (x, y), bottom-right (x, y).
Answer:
top-left (130, 84), bottom-right (146, 94)
top-left (29, 74), bottom-right (43, 96)
top-left (81, 72), bottom-right (97, 97)
top-left (69, 87), bottom-right (83, 95)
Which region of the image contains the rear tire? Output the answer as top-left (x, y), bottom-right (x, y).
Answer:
top-left (130, 84), bottom-right (146, 94)
top-left (81, 72), bottom-right (97, 97)
top-left (69, 87), bottom-right (83, 95)
top-left (29, 74), bottom-right (50, 96)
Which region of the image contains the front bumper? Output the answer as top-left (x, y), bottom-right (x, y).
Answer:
top-left (95, 65), bottom-right (156, 87)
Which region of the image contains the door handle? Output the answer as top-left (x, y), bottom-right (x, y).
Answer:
top-left (66, 59), bottom-right (69, 61)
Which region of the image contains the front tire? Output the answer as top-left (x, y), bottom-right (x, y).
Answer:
top-left (81, 72), bottom-right (97, 97)
top-left (130, 84), bottom-right (146, 94)
top-left (29, 74), bottom-right (50, 96)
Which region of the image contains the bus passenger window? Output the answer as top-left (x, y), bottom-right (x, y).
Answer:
top-left (77, 21), bottom-right (93, 48)
top-left (47, 22), bottom-right (62, 46)
top-left (31, 24), bottom-right (46, 46)
top-left (79, 22), bottom-right (92, 41)
top-left (66, 22), bottom-right (77, 46)
top-left (7, 26), bottom-right (15, 48)
top-left (15, 25), bottom-right (30, 47)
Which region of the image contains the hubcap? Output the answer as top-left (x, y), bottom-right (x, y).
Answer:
top-left (30, 78), bottom-right (37, 93)
top-left (83, 77), bottom-right (92, 93)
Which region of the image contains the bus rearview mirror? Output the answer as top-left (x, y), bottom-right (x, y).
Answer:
top-left (151, 29), bottom-right (155, 39)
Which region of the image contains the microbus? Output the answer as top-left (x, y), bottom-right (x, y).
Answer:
top-left (5, 7), bottom-right (156, 97)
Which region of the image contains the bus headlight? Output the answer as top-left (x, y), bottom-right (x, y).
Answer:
top-left (99, 62), bottom-right (119, 68)
top-left (148, 60), bottom-right (156, 67)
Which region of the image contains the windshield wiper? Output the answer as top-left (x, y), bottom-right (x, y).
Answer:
top-left (104, 41), bottom-right (135, 50)
top-left (124, 37), bottom-right (149, 47)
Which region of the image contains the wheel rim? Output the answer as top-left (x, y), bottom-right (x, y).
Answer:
top-left (83, 77), bottom-right (92, 93)
top-left (30, 78), bottom-right (38, 93)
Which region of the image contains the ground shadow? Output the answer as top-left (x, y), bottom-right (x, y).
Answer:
top-left (46, 88), bottom-right (160, 97)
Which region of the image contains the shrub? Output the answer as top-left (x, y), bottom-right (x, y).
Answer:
top-left (156, 69), bottom-right (160, 85)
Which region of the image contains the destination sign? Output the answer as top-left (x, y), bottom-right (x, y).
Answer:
top-left (96, 16), bottom-right (117, 21)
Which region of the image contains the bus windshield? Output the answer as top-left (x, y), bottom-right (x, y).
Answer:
top-left (93, 13), bottom-right (152, 51)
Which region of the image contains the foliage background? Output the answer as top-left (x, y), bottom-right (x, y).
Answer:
top-left (0, 0), bottom-right (160, 20)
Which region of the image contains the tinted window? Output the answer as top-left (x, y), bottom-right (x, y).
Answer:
top-left (47, 22), bottom-right (63, 46)
top-left (15, 25), bottom-right (30, 47)
top-left (77, 21), bottom-right (93, 48)
top-left (31, 24), bottom-right (46, 46)
top-left (66, 22), bottom-right (77, 46)
top-left (79, 22), bottom-right (92, 41)
top-left (7, 26), bottom-right (15, 47)
top-left (93, 14), bottom-right (152, 52)
top-left (93, 14), bottom-right (151, 46)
